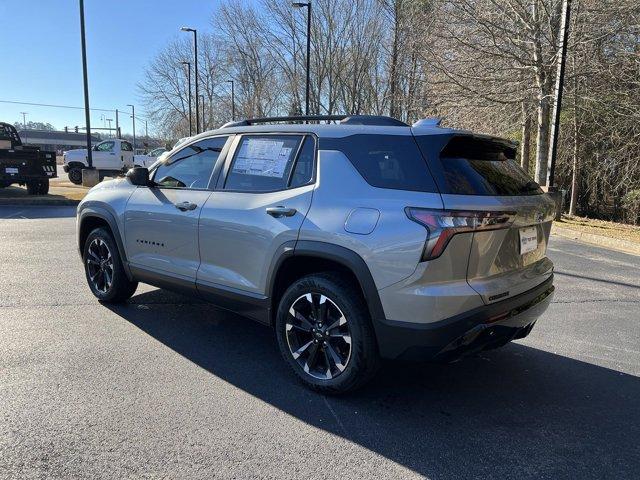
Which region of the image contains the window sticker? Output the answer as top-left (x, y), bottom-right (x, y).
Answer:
top-left (233, 139), bottom-right (293, 178)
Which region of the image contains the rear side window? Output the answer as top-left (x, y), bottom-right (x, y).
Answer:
top-left (320, 135), bottom-right (438, 192)
top-left (416, 135), bottom-right (542, 196)
top-left (121, 141), bottom-right (133, 151)
top-left (225, 135), bottom-right (303, 192)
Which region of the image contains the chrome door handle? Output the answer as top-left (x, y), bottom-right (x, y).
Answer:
top-left (266, 206), bottom-right (297, 218)
top-left (175, 201), bottom-right (197, 211)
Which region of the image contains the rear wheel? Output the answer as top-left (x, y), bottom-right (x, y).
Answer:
top-left (275, 273), bottom-right (380, 394)
top-left (26, 179), bottom-right (49, 195)
top-left (83, 227), bottom-right (138, 303)
top-left (68, 166), bottom-right (82, 184)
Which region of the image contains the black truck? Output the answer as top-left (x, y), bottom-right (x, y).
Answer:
top-left (0, 122), bottom-right (57, 195)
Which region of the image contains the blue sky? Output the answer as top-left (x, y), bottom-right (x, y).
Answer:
top-left (0, 0), bottom-right (223, 135)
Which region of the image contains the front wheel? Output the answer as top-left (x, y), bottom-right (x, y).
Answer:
top-left (275, 273), bottom-right (380, 394)
top-left (68, 166), bottom-right (83, 184)
top-left (83, 227), bottom-right (138, 303)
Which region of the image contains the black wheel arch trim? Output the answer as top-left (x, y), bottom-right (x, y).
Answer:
top-left (78, 205), bottom-right (133, 280)
top-left (267, 240), bottom-right (387, 328)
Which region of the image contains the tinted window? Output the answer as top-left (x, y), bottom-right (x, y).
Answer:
top-left (153, 136), bottom-right (227, 189)
top-left (319, 135), bottom-right (438, 192)
top-left (289, 137), bottom-right (315, 188)
top-left (225, 135), bottom-right (302, 192)
top-left (417, 135), bottom-right (542, 196)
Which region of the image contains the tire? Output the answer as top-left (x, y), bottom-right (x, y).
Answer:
top-left (68, 166), bottom-right (83, 184)
top-left (83, 227), bottom-right (138, 303)
top-left (275, 272), bottom-right (380, 394)
top-left (26, 179), bottom-right (49, 195)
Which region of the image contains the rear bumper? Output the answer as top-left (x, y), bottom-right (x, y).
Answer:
top-left (374, 275), bottom-right (554, 360)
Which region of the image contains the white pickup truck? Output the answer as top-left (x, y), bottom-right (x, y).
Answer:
top-left (63, 139), bottom-right (135, 184)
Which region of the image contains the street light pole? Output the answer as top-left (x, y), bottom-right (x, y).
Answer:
top-left (292, 2), bottom-right (311, 116)
top-left (115, 109), bottom-right (120, 138)
top-left (79, 0), bottom-right (93, 168)
top-left (127, 104), bottom-right (135, 152)
top-left (181, 27), bottom-right (199, 134)
top-left (181, 61), bottom-right (192, 136)
top-left (227, 80), bottom-right (235, 121)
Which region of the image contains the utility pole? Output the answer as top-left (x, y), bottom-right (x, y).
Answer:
top-left (181, 61), bottom-right (192, 136)
top-left (79, 0), bottom-right (93, 168)
top-left (292, 2), bottom-right (312, 116)
top-left (20, 112), bottom-right (28, 142)
top-left (127, 104), bottom-right (135, 152)
top-left (115, 109), bottom-right (120, 138)
top-left (106, 118), bottom-right (113, 137)
top-left (546, 0), bottom-right (572, 187)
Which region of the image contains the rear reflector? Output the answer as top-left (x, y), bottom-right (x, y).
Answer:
top-left (405, 208), bottom-right (516, 261)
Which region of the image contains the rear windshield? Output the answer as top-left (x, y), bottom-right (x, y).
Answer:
top-left (416, 135), bottom-right (542, 196)
top-left (319, 135), bottom-right (438, 192)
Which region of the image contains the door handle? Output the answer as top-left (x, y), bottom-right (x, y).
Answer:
top-left (175, 201), bottom-right (197, 211)
top-left (266, 206), bottom-right (296, 218)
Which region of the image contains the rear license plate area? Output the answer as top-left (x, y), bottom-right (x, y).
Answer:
top-left (5, 167), bottom-right (19, 175)
top-left (519, 227), bottom-right (538, 254)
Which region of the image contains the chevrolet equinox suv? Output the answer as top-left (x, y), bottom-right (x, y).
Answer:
top-left (77, 115), bottom-right (555, 393)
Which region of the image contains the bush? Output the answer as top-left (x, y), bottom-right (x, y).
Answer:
top-left (622, 190), bottom-right (640, 225)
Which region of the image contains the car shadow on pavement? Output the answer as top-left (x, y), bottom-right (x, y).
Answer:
top-left (106, 288), bottom-right (640, 479)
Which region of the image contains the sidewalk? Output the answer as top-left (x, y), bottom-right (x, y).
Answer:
top-left (552, 215), bottom-right (640, 256)
top-left (0, 176), bottom-right (88, 206)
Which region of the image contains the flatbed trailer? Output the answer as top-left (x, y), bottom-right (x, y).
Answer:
top-left (0, 122), bottom-right (57, 195)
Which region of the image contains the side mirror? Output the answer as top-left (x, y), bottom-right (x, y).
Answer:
top-left (126, 167), bottom-right (150, 186)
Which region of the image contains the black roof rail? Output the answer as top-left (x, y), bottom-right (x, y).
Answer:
top-left (220, 114), bottom-right (408, 128)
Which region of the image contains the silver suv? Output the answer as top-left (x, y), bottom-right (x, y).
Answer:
top-left (77, 115), bottom-right (555, 393)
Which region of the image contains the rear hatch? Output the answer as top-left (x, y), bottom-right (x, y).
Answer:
top-left (414, 133), bottom-right (555, 305)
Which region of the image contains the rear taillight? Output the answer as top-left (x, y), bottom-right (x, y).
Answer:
top-left (405, 208), bottom-right (516, 261)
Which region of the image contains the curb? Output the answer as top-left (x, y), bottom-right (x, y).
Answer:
top-left (552, 225), bottom-right (640, 257)
top-left (0, 198), bottom-right (80, 206)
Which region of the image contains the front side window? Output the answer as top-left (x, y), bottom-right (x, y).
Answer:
top-left (153, 136), bottom-right (228, 189)
top-left (96, 141), bottom-right (115, 152)
top-left (224, 135), bottom-right (304, 192)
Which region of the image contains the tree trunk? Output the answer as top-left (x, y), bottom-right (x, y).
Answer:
top-left (569, 66), bottom-right (579, 216)
top-left (520, 102), bottom-right (531, 174)
top-left (388, 1), bottom-right (401, 118)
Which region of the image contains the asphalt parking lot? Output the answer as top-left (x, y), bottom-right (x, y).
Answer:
top-left (1, 205), bottom-right (639, 479)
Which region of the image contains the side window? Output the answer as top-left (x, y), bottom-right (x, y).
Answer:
top-left (289, 136), bottom-right (315, 188)
top-left (224, 135), bottom-right (303, 192)
top-left (96, 141), bottom-right (115, 152)
top-left (153, 136), bottom-right (228, 189)
top-left (121, 141), bottom-right (133, 152)
top-left (319, 135), bottom-right (438, 192)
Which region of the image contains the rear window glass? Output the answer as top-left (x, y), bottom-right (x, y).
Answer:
top-left (319, 135), bottom-right (437, 192)
top-left (416, 135), bottom-right (542, 196)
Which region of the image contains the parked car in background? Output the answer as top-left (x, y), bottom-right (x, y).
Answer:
top-left (76, 115), bottom-right (555, 393)
top-left (0, 122), bottom-right (56, 194)
top-left (133, 147), bottom-right (168, 168)
top-left (63, 139), bottom-right (134, 184)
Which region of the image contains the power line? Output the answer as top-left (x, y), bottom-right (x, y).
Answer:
top-left (0, 99), bottom-right (148, 122)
